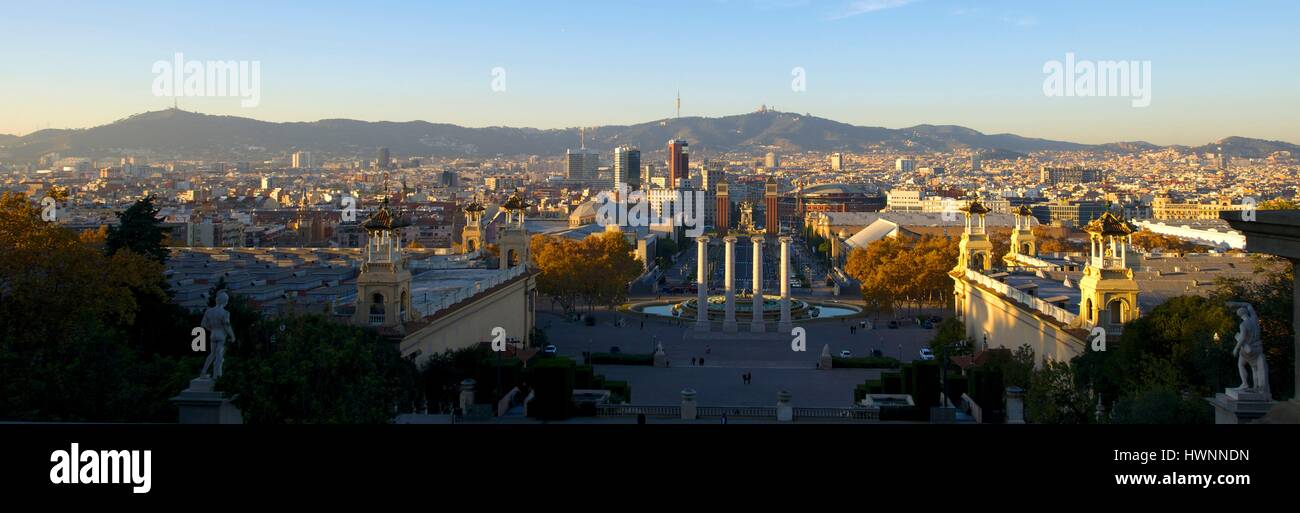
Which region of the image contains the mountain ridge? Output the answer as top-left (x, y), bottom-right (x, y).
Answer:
top-left (1, 108), bottom-right (1296, 163)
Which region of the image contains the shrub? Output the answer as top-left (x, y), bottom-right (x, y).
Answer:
top-left (910, 361), bottom-right (941, 409)
top-left (881, 372), bottom-right (903, 394)
top-left (605, 380), bottom-right (632, 403)
top-left (528, 357), bottom-right (575, 420)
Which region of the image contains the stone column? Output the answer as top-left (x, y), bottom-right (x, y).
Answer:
top-left (776, 390), bottom-right (793, 422)
top-left (751, 235), bottom-right (765, 333)
top-left (695, 235), bottom-right (711, 332)
top-left (779, 236), bottom-right (793, 333)
top-left (681, 388), bottom-right (698, 420)
top-left (459, 379), bottom-right (476, 414)
top-left (1005, 386), bottom-right (1025, 424)
top-left (723, 236), bottom-right (738, 332)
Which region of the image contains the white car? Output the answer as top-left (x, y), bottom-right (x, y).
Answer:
top-left (918, 348), bottom-right (935, 361)
top-left (543, 345), bottom-right (558, 354)
top-left (839, 350), bottom-right (852, 358)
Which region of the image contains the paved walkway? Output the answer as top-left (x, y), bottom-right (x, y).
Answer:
top-left (537, 303), bottom-right (941, 408)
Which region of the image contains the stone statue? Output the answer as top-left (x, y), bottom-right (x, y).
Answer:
top-left (1226, 301), bottom-right (1269, 397)
top-left (199, 291), bottom-right (236, 380)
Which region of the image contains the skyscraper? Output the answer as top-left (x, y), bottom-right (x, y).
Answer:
top-left (702, 162), bottom-right (725, 229)
top-left (566, 149), bottom-right (598, 181)
top-left (830, 153), bottom-right (844, 171)
top-left (895, 158), bottom-right (916, 172)
top-left (376, 147), bottom-right (391, 170)
top-left (764, 177), bottom-right (779, 235)
top-left (614, 146), bottom-right (642, 193)
top-left (667, 139), bottom-right (689, 189)
top-left (765, 152), bottom-right (781, 169)
top-left (292, 151), bottom-right (312, 169)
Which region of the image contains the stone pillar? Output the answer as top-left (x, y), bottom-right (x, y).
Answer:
top-left (776, 390), bottom-right (793, 422)
top-left (723, 236), bottom-right (738, 332)
top-left (172, 378), bottom-right (243, 424)
top-left (681, 388), bottom-right (698, 420)
top-left (819, 344), bottom-right (833, 370)
top-left (751, 235), bottom-right (765, 333)
top-left (459, 379), bottom-right (477, 414)
top-left (779, 236), bottom-right (793, 333)
top-left (695, 235), bottom-right (711, 332)
top-left (1005, 386), bottom-right (1025, 424)
top-left (653, 342), bottom-right (667, 368)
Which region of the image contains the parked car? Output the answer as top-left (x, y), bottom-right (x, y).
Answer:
top-left (921, 321), bottom-right (934, 329)
top-left (887, 320), bottom-right (900, 329)
top-left (919, 348), bottom-right (935, 361)
top-left (839, 350), bottom-right (852, 358)
top-left (543, 344), bottom-right (558, 354)
top-left (609, 346), bottom-right (621, 354)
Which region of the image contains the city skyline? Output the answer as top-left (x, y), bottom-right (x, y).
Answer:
top-left (2, 0), bottom-right (1299, 145)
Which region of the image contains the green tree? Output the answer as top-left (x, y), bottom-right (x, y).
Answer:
top-left (106, 196), bottom-right (169, 263)
top-left (219, 314), bottom-right (418, 423)
top-left (1025, 359), bottom-right (1095, 424)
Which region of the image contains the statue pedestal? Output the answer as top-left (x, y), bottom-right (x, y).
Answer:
top-left (172, 378), bottom-right (243, 424)
top-left (653, 350), bottom-right (668, 368)
top-left (1207, 389), bottom-right (1274, 424)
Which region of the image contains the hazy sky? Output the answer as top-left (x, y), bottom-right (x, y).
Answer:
top-left (2, 0), bottom-right (1298, 145)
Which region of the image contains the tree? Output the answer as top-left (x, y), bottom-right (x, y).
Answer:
top-left (531, 232), bottom-right (641, 312)
top-left (1025, 359), bottom-right (1095, 424)
top-left (218, 314), bottom-right (418, 423)
top-left (106, 196), bottom-right (169, 263)
top-left (0, 192), bottom-right (195, 421)
top-left (845, 235), bottom-right (957, 315)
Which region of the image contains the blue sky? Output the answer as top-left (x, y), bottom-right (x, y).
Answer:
top-left (1, 0), bottom-right (1298, 145)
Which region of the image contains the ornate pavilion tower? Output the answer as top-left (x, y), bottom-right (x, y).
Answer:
top-left (498, 192), bottom-right (530, 270)
top-left (352, 198), bottom-right (414, 329)
top-left (1077, 210), bottom-right (1140, 332)
top-left (957, 199), bottom-right (994, 272)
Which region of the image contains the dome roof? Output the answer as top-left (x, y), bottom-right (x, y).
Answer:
top-left (1085, 211), bottom-right (1137, 236)
top-left (961, 200), bottom-right (990, 215)
top-left (362, 197), bottom-right (410, 231)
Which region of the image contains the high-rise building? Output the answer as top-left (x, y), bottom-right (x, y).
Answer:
top-left (702, 162), bottom-right (725, 229)
top-left (764, 178), bottom-right (779, 235)
top-left (566, 149), bottom-right (598, 181)
top-left (440, 170), bottom-right (459, 188)
top-left (614, 146), bottom-right (641, 193)
top-left (829, 153), bottom-right (844, 171)
top-left (765, 152), bottom-right (780, 169)
top-left (667, 139), bottom-right (689, 189)
top-left (971, 155), bottom-right (982, 172)
top-left (715, 182), bottom-right (731, 234)
top-left (376, 147), bottom-right (391, 170)
top-left (292, 151), bottom-right (312, 169)
top-left (895, 158), bottom-right (916, 172)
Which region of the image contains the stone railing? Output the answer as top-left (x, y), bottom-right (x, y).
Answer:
top-left (697, 406), bottom-right (778, 418)
top-left (793, 407), bottom-right (880, 420)
top-left (964, 268), bottom-right (1080, 327)
top-left (595, 405), bottom-right (681, 417)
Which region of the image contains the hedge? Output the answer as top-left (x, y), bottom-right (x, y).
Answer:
top-left (605, 380), bottom-right (632, 403)
top-left (910, 361), bottom-right (941, 409)
top-left (830, 356), bottom-right (901, 369)
top-left (881, 372), bottom-right (903, 394)
top-left (528, 357), bottom-right (576, 420)
top-left (588, 353), bottom-right (654, 366)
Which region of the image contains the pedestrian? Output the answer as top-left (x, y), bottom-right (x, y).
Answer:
top-left (699, 357), bottom-right (704, 366)
top-left (691, 357), bottom-right (697, 366)
top-left (640, 320), bottom-right (644, 330)
top-left (721, 413), bottom-right (728, 425)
